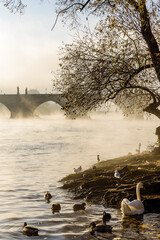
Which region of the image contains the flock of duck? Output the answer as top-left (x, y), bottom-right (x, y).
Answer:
top-left (23, 191), bottom-right (87, 236)
top-left (23, 181), bottom-right (145, 237)
top-left (23, 154), bottom-right (145, 237)
top-left (23, 197), bottom-right (112, 237)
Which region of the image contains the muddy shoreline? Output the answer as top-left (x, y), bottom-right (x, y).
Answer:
top-left (60, 152), bottom-right (160, 213)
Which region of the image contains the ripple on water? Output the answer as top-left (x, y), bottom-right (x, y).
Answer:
top-left (0, 117), bottom-right (159, 239)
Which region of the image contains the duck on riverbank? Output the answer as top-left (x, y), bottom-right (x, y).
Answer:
top-left (74, 166), bottom-right (82, 173)
top-left (97, 155), bottom-right (100, 162)
top-left (114, 169), bottom-right (120, 178)
top-left (60, 152), bottom-right (160, 213)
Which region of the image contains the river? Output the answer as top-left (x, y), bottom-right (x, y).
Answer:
top-left (0, 112), bottom-right (159, 240)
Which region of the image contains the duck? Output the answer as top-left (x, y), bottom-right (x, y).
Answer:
top-left (23, 222), bottom-right (39, 236)
top-left (136, 143), bottom-right (141, 154)
top-left (44, 191), bottom-right (52, 201)
top-left (73, 202), bottom-right (86, 211)
top-left (51, 203), bottom-right (61, 213)
top-left (90, 222), bottom-right (112, 234)
top-left (73, 166), bottom-right (82, 173)
top-left (121, 182), bottom-right (144, 216)
top-left (102, 211), bottom-right (111, 223)
top-left (114, 169), bottom-right (120, 178)
top-left (97, 155), bottom-right (100, 162)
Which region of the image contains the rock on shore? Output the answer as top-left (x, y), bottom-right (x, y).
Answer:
top-left (60, 152), bottom-right (160, 213)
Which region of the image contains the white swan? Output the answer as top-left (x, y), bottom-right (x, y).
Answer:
top-left (121, 182), bottom-right (144, 216)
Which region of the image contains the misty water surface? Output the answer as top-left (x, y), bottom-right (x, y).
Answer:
top-left (0, 112), bottom-right (159, 240)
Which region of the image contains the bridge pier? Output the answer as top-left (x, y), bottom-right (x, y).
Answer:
top-left (10, 109), bottom-right (34, 118)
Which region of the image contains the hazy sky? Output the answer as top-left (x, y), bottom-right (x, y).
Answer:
top-left (0, 0), bottom-right (73, 94)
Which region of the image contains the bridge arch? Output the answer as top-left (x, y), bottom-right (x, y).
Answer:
top-left (0, 94), bottom-right (66, 118)
top-left (0, 103), bottom-right (10, 118)
top-left (34, 101), bottom-right (63, 116)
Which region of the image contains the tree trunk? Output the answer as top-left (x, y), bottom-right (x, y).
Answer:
top-left (144, 101), bottom-right (160, 119)
top-left (139, 0), bottom-right (160, 82)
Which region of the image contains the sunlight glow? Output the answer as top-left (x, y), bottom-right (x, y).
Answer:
top-left (0, 1), bottom-right (72, 94)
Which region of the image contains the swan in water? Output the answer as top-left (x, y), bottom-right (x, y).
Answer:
top-left (121, 182), bottom-right (144, 216)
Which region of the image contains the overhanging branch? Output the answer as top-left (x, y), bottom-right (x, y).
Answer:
top-left (124, 63), bottom-right (154, 87)
top-left (51, 3), bottom-right (83, 30)
top-left (80, 0), bottom-right (90, 11)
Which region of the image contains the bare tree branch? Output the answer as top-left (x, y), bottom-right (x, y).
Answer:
top-left (80, 0), bottom-right (90, 12)
top-left (51, 3), bottom-right (83, 30)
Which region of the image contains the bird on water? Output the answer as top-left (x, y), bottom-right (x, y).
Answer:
top-left (90, 222), bottom-right (112, 234)
top-left (121, 182), bottom-right (144, 216)
top-left (73, 202), bottom-right (86, 211)
top-left (44, 191), bottom-right (52, 201)
top-left (51, 203), bottom-right (61, 213)
top-left (90, 211), bottom-right (112, 235)
top-left (23, 222), bottom-right (39, 236)
top-left (102, 211), bottom-right (111, 223)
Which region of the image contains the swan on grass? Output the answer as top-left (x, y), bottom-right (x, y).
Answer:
top-left (121, 182), bottom-right (144, 216)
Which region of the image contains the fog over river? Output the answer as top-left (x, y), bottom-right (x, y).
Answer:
top-left (0, 111), bottom-right (159, 239)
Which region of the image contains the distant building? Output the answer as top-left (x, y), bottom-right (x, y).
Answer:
top-left (28, 89), bottom-right (40, 94)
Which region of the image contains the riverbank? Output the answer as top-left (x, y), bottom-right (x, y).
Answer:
top-left (60, 151), bottom-right (160, 213)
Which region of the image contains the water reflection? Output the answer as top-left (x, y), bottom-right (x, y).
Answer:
top-left (0, 116), bottom-right (159, 239)
top-left (121, 214), bottom-right (144, 230)
top-left (117, 214), bottom-right (160, 240)
top-left (120, 215), bottom-right (144, 239)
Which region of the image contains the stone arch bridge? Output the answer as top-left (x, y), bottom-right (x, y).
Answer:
top-left (0, 93), bottom-right (66, 118)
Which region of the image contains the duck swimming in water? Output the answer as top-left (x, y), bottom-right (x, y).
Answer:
top-left (23, 222), bottom-right (39, 236)
top-left (73, 202), bottom-right (86, 211)
top-left (51, 203), bottom-right (61, 213)
top-left (44, 191), bottom-right (52, 201)
top-left (90, 222), bottom-right (112, 234)
top-left (102, 211), bottom-right (111, 223)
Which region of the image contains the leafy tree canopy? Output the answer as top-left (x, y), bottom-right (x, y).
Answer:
top-left (53, 21), bottom-right (158, 118)
top-left (3, 0), bottom-right (160, 119)
top-left (51, 0), bottom-right (160, 119)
